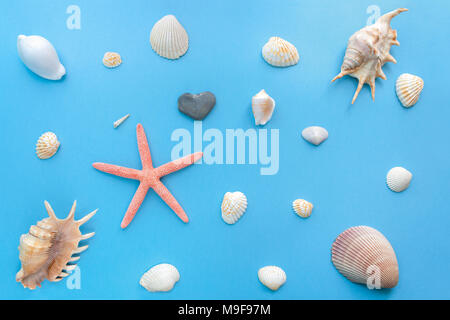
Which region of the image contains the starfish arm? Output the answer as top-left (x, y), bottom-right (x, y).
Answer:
top-left (136, 124), bottom-right (153, 169)
top-left (93, 163), bottom-right (142, 180)
top-left (152, 181), bottom-right (189, 223)
top-left (155, 152), bottom-right (203, 178)
top-left (121, 183), bottom-right (150, 228)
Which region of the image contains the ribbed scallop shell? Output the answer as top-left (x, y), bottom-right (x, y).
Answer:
top-left (395, 73), bottom-right (424, 107)
top-left (252, 89), bottom-right (275, 125)
top-left (16, 201), bottom-right (97, 289)
top-left (140, 263), bottom-right (180, 292)
top-left (331, 226), bottom-right (399, 289)
top-left (150, 15), bottom-right (188, 60)
top-left (221, 191), bottom-right (247, 224)
top-left (386, 167), bottom-right (412, 192)
top-left (292, 199), bottom-right (313, 218)
top-left (262, 37), bottom-right (299, 67)
top-left (301, 126), bottom-right (328, 146)
top-left (103, 52), bottom-right (122, 68)
top-left (36, 132), bottom-right (60, 159)
top-left (258, 266), bottom-right (286, 291)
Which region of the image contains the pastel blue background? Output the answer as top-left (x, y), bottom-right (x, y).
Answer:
top-left (0, 0), bottom-right (449, 300)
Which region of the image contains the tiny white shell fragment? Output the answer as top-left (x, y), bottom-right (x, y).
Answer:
top-left (301, 126), bottom-right (328, 146)
top-left (221, 191), bottom-right (247, 224)
top-left (258, 266), bottom-right (286, 291)
top-left (139, 263), bottom-right (180, 292)
top-left (395, 73), bottom-right (424, 107)
top-left (292, 199), bottom-right (313, 218)
top-left (252, 89), bottom-right (275, 125)
top-left (150, 15), bottom-right (189, 60)
top-left (36, 132), bottom-right (60, 159)
top-left (386, 167), bottom-right (412, 192)
top-left (262, 37), bottom-right (299, 67)
top-left (113, 114), bottom-right (130, 128)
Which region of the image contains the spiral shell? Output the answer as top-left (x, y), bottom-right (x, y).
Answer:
top-left (292, 199), bottom-right (313, 218)
top-left (252, 89), bottom-right (275, 125)
top-left (258, 266), bottom-right (286, 291)
top-left (36, 132), bottom-right (60, 159)
top-left (150, 15), bottom-right (188, 59)
top-left (386, 167), bottom-right (412, 192)
top-left (395, 73), bottom-right (424, 107)
top-left (221, 191), bottom-right (247, 224)
top-left (140, 263), bottom-right (180, 292)
top-left (103, 52), bottom-right (122, 68)
top-left (262, 37), bottom-right (299, 67)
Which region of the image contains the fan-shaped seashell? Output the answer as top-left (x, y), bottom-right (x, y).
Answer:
top-left (262, 37), bottom-right (299, 67)
top-left (150, 15), bottom-right (189, 60)
top-left (16, 201), bottom-right (97, 289)
top-left (221, 191), bottom-right (247, 224)
top-left (292, 199), bottom-right (313, 218)
top-left (331, 226), bottom-right (399, 289)
top-left (386, 167), bottom-right (412, 192)
top-left (332, 8), bottom-right (408, 103)
top-left (140, 263), bottom-right (180, 292)
top-left (36, 132), bottom-right (60, 159)
top-left (252, 89), bottom-right (275, 125)
top-left (395, 73), bottom-right (424, 107)
top-left (301, 126), bottom-right (328, 146)
top-left (17, 35), bottom-right (66, 80)
top-left (258, 266), bottom-right (286, 291)
top-left (103, 52), bottom-right (122, 68)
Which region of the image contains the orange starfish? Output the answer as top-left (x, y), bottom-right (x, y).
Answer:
top-left (93, 124), bottom-right (202, 228)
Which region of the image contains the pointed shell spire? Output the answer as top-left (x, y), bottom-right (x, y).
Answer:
top-left (252, 89), bottom-right (275, 125)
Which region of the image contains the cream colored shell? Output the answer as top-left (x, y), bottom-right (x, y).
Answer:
top-left (262, 37), bottom-right (299, 67)
top-left (301, 126), bottom-right (328, 146)
top-left (140, 263), bottom-right (180, 292)
top-left (292, 199), bottom-right (313, 218)
top-left (258, 266), bottom-right (287, 291)
top-left (150, 15), bottom-right (189, 59)
top-left (103, 52), bottom-right (122, 68)
top-left (386, 167), bottom-right (412, 192)
top-left (221, 191), bottom-right (247, 224)
top-left (36, 132), bottom-right (60, 159)
top-left (395, 73), bottom-right (424, 107)
top-left (252, 89), bottom-right (275, 125)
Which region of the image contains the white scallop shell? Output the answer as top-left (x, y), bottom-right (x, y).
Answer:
top-left (221, 191), bottom-right (247, 224)
top-left (36, 132), bottom-right (60, 159)
top-left (262, 37), bottom-right (299, 67)
top-left (258, 266), bottom-right (286, 291)
top-left (139, 263), bottom-right (180, 292)
top-left (292, 199), bottom-right (313, 218)
top-left (17, 35), bottom-right (66, 80)
top-left (301, 126), bottom-right (328, 146)
top-left (103, 52), bottom-right (122, 68)
top-left (331, 226), bottom-right (399, 289)
top-left (386, 167), bottom-right (412, 192)
top-left (252, 89), bottom-right (275, 125)
top-left (396, 73), bottom-right (424, 107)
top-left (150, 15), bottom-right (189, 60)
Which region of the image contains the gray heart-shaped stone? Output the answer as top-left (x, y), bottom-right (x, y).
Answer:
top-left (178, 92), bottom-right (216, 120)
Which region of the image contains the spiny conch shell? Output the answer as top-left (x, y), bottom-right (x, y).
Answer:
top-left (262, 37), bottom-right (299, 67)
top-left (292, 199), bottom-right (313, 218)
top-left (103, 52), bottom-right (122, 68)
top-left (331, 8), bottom-right (408, 104)
top-left (258, 266), bottom-right (287, 291)
top-left (140, 263), bottom-right (180, 292)
top-left (150, 15), bottom-right (189, 60)
top-left (36, 132), bottom-right (60, 159)
top-left (221, 191), bottom-right (247, 224)
top-left (113, 113), bottom-right (130, 128)
top-left (395, 73), bottom-right (424, 107)
top-left (252, 89), bottom-right (275, 125)
top-left (17, 35), bottom-right (66, 80)
top-left (301, 126), bottom-right (328, 146)
top-left (386, 167), bottom-right (412, 192)
top-left (16, 201), bottom-right (97, 289)
top-left (331, 226), bottom-right (399, 289)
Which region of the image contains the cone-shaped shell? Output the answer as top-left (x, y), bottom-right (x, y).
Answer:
top-left (292, 199), bottom-right (313, 218)
top-left (262, 37), bottom-right (299, 67)
top-left (36, 132), bottom-right (60, 159)
top-left (386, 167), bottom-right (412, 192)
top-left (301, 126), bottom-right (328, 146)
top-left (221, 191), bottom-right (247, 224)
top-left (331, 226), bottom-right (399, 289)
top-left (139, 263), bottom-right (180, 292)
top-left (396, 73), bottom-right (423, 107)
top-left (252, 89), bottom-right (275, 125)
top-left (103, 52), bottom-right (122, 68)
top-left (258, 266), bottom-right (286, 291)
top-left (150, 15), bottom-right (189, 59)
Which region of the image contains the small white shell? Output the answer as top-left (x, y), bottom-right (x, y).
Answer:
top-left (150, 15), bottom-right (189, 60)
top-left (103, 52), bottom-right (122, 68)
top-left (113, 114), bottom-right (130, 128)
top-left (36, 132), bottom-right (60, 159)
top-left (301, 126), bottom-right (328, 146)
top-left (262, 37), bottom-right (299, 67)
top-left (292, 199), bottom-right (313, 218)
top-left (396, 73), bottom-right (424, 108)
top-left (221, 191), bottom-right (247, 224)
top-left (139, 263), bottom-right (180, 292)
top-left (386, 167), bottom-right (412, 192)
top-left (258, 266), bottom-right (286, 291)
top-left (252, 89), bottom-right (275, 125)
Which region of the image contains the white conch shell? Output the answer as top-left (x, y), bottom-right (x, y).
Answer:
top-left (221, 191), bottom-right (247, 224)
top-left (292, 199), bottom-right (313, 218)
top-left (103, 52), bottom-right (122, 68)
top-left (331, 226), bottom-right (399, 289)
top-left (258, 266), bottom-right (286, 291)
top-left (150, 15), bottom-right (189, 59)
top-left (395, 73), bottom-right (424, 107)
top-left (386, 167), bottom-right (412, 192)
top-left (17, 35), bottom-right (66, 80)
top-left (252, 89), bottom-right (275, 125)
top-left (113, 114), bottom-right (130, 128)
top-left (332, 8), bottom-right (408, 103)
top-left (139, 263), bottom-right (180, 292)
top-left (262, 37), bottom-right (299, 67)
top-left (301, 126), bottom-right (328, 146)
top-left (36, 132), bottom-right (60, 159)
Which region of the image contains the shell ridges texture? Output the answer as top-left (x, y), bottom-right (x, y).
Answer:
top-left (221, 191), bottom-right (247, 224)
top-left (292, 199), bottom-right (313, 218)
top-left (258, 266), bottom-right (287, 291)
top-left (150, 15), bottom-right (189, 60)
top-left (140, 263), bottom-right (180, 292)
top-left (103, 52), bottom-right (122, 68)
top-left (262, 37), bottom-right (299, 67)
top-left (386, 166), bottom-right (412, 192)
top-left (395, 73), bottom-right (424, 107)
top-left (36, 132), bottom-right (60, 159)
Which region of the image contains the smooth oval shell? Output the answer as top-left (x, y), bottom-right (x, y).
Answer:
top-left (386, 167), bottom-right (412, 192)
top-left (139, 263), bottom-right (180, 292)
top-left (396, 73), bottom-right (424, 107)
top-left (252, 89), bottom-right (275, 125)
top-left (103, 52), bottom-right (122, 68)
top-left (150, 15), bottom-right (188, 59)
top-left (221, 191), bottom-right (247, 224)
top-left (262, 37), bottom-right (299, 67)
top-left (17, 35), bottom-right (66, 80)
top-left (292, 199), bottom-right (313, 218)
top-left (301, 126), bottom-right (328, 146)
top-left (36, 132), bottom-right (60, 159)
top-left (258, 266), bottom-right (286, 291)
